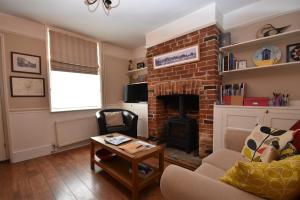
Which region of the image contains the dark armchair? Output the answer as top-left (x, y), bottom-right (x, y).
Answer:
top-left (96, 109), bottom-right (138, 138)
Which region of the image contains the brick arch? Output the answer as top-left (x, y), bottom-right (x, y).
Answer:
top-left (153, 79), bottom-right (203, 96)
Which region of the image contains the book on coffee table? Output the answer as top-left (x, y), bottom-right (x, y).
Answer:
top-left (119, 141), bottom-right (155, 154)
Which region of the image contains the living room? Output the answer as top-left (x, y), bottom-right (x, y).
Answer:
top-left (0, 0), bottom-right (300, 199)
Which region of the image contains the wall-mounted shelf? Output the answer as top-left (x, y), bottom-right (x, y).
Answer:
top-left (219, 29), bottom-right (300, 52)
top-left (127, 67), bottom-right (147, 74)
top-left (128, 81), bottom-right (147, 85)
top-left (221, 61), bottom-right (300, 75)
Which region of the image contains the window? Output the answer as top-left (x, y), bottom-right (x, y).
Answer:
top-left (48, 28), bottom-right (101, 112)
top-left (50, 71), bottom-right (101, 111)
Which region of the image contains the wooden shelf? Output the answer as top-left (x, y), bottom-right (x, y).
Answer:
top-left (219, 29), bottom-right (300, 52)
top-left (127, 67), bottom-right (148, 74)
top-left (128, 81), bottom-right (147, 85)
top-left (94, 156), bottom-right (160, 190)
top-left (221, 61), bottom-right (300, 75)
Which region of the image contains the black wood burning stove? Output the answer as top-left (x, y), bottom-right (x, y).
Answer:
top-left (166, 95), bottom-right (197, 153)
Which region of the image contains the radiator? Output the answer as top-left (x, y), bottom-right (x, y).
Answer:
top-left (55, 116), bottom-right (98, 147)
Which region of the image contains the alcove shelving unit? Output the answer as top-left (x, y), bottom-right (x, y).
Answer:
top-left (127, 57), bottom-right (148, 85)
top-left (219, 29), bottom-right (300, 75)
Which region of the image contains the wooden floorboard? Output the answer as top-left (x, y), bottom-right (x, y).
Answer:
top-left (0, 146), bottom-right (164, 200)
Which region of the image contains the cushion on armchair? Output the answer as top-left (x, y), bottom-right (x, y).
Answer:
top-left (104, 111), bottom-right (124, 126)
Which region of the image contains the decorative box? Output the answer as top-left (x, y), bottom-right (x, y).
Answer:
top-left (223, 96), bottom-right (244, 106)
top-left (244, 97), bottom-right (269, 106)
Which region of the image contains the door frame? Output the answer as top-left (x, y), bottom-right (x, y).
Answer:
top-left (0, 32), bottom-right (11, 160)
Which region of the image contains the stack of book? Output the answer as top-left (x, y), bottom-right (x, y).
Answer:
top-left (220, 82), bottom-right (246, 106)
top-left (129, 163), bottom-right (154, 179)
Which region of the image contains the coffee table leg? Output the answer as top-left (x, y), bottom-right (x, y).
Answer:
top-left (159, 150), bottom-right (164, 176)
top-left (132, 161), bottom-right (139, 200)
top-left (90, 141), bottom-right (95, 170)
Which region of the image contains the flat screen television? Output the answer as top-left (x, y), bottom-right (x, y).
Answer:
top-left (124, 83), bottom-right (148, 103)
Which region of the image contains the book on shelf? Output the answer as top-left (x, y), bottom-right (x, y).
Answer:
top-left (221, 52), bottom-right (236, 72)
top-left (129, 163), bottom-right (154, 179)
top-left (119, 141), bottom-right (155, 154)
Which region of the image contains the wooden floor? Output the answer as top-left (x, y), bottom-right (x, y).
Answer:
top-left (0, 146), bottom-right (164, 200)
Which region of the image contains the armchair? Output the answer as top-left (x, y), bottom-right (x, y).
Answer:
top-left (96, 109), bottom-right (138, 138)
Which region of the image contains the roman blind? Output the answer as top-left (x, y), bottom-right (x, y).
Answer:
top-left (49, 30), bottom-right (99, 74)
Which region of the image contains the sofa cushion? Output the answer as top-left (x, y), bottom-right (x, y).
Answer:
top-left (220, 155), bottom-right (300, 200)
top-left (202, 149), bottom-right (247, 171)
top-left (195, 163), bottom-right (225, 180)
top-left (242, 125), bottom-right (294, 162)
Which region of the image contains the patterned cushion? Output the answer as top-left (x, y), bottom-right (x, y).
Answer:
top-left (280, 142), bottom-right (299, 160)
top-left (241, 125), bottom-right (294, 162)
top-left (104, 112), bottom-right (124, 126)
top-left (260, 146), bottom-right (279, 163)
top-left (220, 155), bottom-right (300, 200)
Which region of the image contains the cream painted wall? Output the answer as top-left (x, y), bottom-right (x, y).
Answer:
top-left (5, 33), bottom-right (49, 110)
top-left (0, 13), bottom-right (132, 162)
top-left (145, 3), bottom-right (221, 47)
top-left (102, 55), bottom-right (129, 105)
top-left (223, 11), bottom-right (300, 100)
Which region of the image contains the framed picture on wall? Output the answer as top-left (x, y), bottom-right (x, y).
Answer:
top-left (153, 45), bottom-right (199, 69)
top-left (11, 52), bottom-right (41, 74)
top-left (10, 76), bottom-right (45, 97)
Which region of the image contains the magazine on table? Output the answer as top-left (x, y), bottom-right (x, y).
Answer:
top-left (119, 141), bottom-right (156, 154)
top-left (104, 135), bottom-right (132, 145)
top-left (129, 163), bottom-right (154, 179)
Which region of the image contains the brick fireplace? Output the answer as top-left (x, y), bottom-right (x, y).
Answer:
top-left (146, 25), bottom-right (221, 157)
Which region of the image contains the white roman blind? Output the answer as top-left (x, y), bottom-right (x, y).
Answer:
top-left (49, 30), bottom-right (99, 74)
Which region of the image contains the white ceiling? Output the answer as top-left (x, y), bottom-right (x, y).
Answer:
top-left (0, 0), bottom-right (260, 48)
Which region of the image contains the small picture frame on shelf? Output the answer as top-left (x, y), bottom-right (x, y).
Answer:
top-left (136, 62), bottom-right (145, 69)
top-left (286, 43), bottom-right (300, 62)
top-left (238, 60), bottom-right (247, 69)
top-left (219, 32), bottom-right (231, 47)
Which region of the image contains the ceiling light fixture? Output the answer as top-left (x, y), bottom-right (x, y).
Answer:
top-left (84, 0), bottom-right (120, 15)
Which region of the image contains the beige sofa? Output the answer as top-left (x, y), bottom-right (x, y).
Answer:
top-left (160, 128), bottom-right (264, 200)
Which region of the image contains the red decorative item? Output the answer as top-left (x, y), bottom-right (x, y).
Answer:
top-left (290, 120), bottom-right (300, 152)
top-left (244, 97), bottom-right (269, 106)
top-left (290, 120), bottom-right (300, 130)
top-left (292, 131), bottom-right (300, 153)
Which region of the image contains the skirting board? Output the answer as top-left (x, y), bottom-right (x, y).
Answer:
top-left (11, 144), bottom-right (53, 163)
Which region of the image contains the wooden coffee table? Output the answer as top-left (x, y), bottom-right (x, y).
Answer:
top-left (90, 133), bottom-right (164, 200)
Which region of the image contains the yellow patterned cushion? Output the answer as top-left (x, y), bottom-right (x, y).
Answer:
top-left (220, 155), bottom-right (300, 200)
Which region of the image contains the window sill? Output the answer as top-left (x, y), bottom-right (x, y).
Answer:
top-left (51, 106), bottom-right (101, 113)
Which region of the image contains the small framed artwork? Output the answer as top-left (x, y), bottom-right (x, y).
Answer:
top-left (219, 32), bottom-right (231, 47)
top-left (286, 43), bottom-right (300, 62)
top-left (137, 62), bottom-right (145, 69)
top-left (11, 52), bottom-right (41, 74)
top-left (153, 45), bottom-right (199, 69)
top-left (238, 60), bottom-right (247, 69)
top-left (10, 76), bottom-right (45, 97)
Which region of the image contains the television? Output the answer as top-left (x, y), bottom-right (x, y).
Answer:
top-left (124, 83), bottom-right (148, 103)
